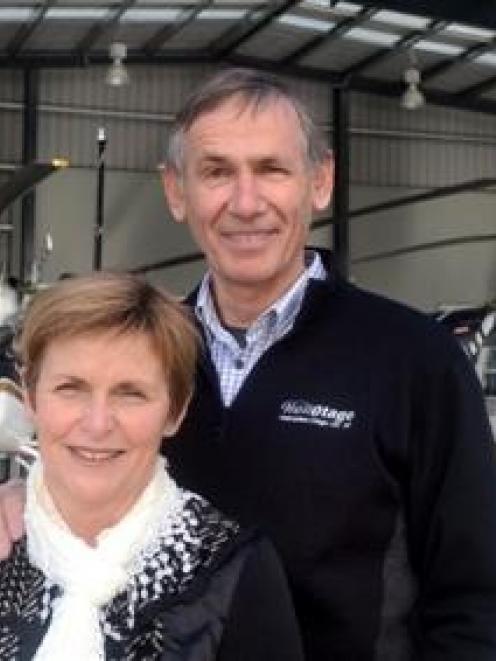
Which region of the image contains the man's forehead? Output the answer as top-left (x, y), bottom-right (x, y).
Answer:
top-left (186, 94), bottom-right (301, 135)
top-left (183, 95), bottom-right (306, 158)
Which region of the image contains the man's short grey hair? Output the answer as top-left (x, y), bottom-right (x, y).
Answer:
top-left (166, 68), bottom-right (329, 172)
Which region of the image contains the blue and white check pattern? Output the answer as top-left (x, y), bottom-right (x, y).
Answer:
top-left (195, 251), bottom-right (326, 407)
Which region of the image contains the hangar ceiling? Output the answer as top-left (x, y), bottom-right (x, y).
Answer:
top-left (1, 2), bottom-right (496, 114)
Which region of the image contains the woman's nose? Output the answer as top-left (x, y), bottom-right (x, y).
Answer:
top-left (80, 397), bottom-right (114, 436)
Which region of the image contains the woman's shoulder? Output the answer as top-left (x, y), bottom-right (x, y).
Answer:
top-left (178, 489), bottom-right (242, 556)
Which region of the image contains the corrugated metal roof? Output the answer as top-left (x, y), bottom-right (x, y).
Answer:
top-left (1, 2), bottom-right (496, 114)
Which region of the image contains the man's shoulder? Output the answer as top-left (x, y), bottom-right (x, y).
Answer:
top-left (309, 275), bottom-right (462, 362)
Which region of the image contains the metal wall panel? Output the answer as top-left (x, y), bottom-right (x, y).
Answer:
top-left (0, 70), bottom-right (22, 103)
top-left (0, 70), bottom-right (23, 165)
top-left (0, 110), bottom-right (22, 165)
top-left (40, 64), bottom-right (215, 113)
top-left (4, 63), bottom-right (495, 186)
top-left (37, 64), bottom-right (332, 169)
top-left (351, 91), bottom-right (496, 188)
top-left (39, 64), bottom-right (217, 169)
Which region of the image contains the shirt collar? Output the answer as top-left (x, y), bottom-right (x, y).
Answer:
top-left (195, 250), bottom-right (326, 342)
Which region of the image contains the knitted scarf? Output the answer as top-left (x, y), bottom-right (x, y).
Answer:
top-left (25, 456), bottom-right (181, 661)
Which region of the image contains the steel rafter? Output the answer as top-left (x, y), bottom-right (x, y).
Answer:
top-left (143, 2), bottom-right (213, 55)
top-left (209, 0), bottom-right (301, 58)
top-left (342, 18), bottom-right (448, 80)
top-left (282, 5), bottom-right (378, 65)
top-left (422, 38), bottom-right (496, 84)
top-left (350, 73), bottom-right (496, 114)
top-left (7, 0), bottom-right (58, 57)
top-left (457, 73), bottom-right (496, 99)
top-left (75, 0), bottom-right (137, 56)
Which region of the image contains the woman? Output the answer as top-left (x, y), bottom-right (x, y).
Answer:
top-left (0, 272), bottom-right (303, 660)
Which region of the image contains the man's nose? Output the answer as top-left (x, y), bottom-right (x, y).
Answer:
top-left (228, 173), bottom-right (265, 219)
top-left (80, 397), bottom-right (114, 436)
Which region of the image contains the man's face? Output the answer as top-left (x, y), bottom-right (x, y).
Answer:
top-left (163, 96), bottom-right (333, 303)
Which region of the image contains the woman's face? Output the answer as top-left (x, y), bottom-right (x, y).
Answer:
top-left (25, 330), bottom-right (177, 533)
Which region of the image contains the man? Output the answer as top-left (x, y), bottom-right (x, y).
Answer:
top-left (3, 68), bottom-right (496, 659)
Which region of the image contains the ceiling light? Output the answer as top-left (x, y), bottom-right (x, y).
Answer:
top-left (279, 14), bottom-right (334, 31)
top-left (46, 8), bottom-right (109, 20)
top-left (413, 40), bottom-right (464, 56)
top-left (199, 9), bottom-right (249, 20)
top-left (333, 2), bottom-right (363, 15)
top-left (121, 8), bottom-right (181, 23)
top-left (346, 27), bottom-right (401, 47)
top-left (374, 10), bottom-right (430, 30)
top-left (475, 52), bottom-right (496, 67)
top-left (401, 66), bottom-right (425, 110)
top-left (106, 42), bottom-right (130, 87)
top-left (445, 23), bottom-right (495, 41)
top-left (0, 8), bottom-right (34, 21)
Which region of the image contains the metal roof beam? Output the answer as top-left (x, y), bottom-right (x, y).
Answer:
top-left (350, 74), bottom-right (496, 115)
top-left (75, 0), bottom-right (137, 56)
top-left (282, 5), bottom-right (378, 65)
top-left (209, 0), bottom-right (301, 58)
top-left (422, 39), bottom-right (496, 84)
top-left (342, 18), bottom-right (448, 80)
top-left (143, 2), bottom-right (213, 55)
top-left (0, 49), bottom-right (214, 68)
top-left (7, 0), bottom-right (58, 57)
top-left (457, 74), bottom-right (496, 99)
top-left (227, 52), bottom-right (496, 115)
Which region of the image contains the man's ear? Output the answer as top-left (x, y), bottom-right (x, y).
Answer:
top-left (160, 166), bottom-right (187, 224)
top-left (311, 151), bottom-right (334, 212)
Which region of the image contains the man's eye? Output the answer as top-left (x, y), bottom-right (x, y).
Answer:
top-left (263, 164), bottom-right (288, 175)
top-left (203, 167), bottom-right (229, 179)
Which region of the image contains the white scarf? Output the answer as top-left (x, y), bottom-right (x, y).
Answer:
top-left (25, 456), bottom-right (181, 661)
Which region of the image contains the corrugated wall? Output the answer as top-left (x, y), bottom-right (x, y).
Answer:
top-left (2, 63), bottom-right (496, 305)
top-left (39, 64), bottom-right (214, 169)
top-left (350, 91), bottom-right (496, 188)
top-left (37, 64), bottom-right (332, 171)
top-left (0, 70), bottom-right (23, 166)
top-left (3, 63), bottom-right (496, 186)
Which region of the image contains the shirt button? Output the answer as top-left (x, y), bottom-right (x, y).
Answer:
top-left (235, 358), bottom-right (244, 370)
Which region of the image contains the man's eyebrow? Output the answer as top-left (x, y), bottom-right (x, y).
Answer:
top-left (198, 154), bottom-right (230, 163)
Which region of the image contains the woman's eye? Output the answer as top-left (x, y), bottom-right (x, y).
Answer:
top-left (54, 382), bottom-right (80, 394)
top-left (116, 387), bottom-right (146, 399)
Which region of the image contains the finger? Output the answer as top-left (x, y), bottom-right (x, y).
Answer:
top-left (0, 479), bottom-right (25, 554)
top-left (0, 504), bottom-right (13, 560)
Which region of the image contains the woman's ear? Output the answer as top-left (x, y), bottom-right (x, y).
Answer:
top-left (162, 395), bottom-right (191, 439)
top-left (160, 166), bottom-right (187, 224)
top-left (22, 383), bottom-right (36, 421)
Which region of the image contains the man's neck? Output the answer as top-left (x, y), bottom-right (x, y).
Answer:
top-left (211, 269), bottom-right (305, 328)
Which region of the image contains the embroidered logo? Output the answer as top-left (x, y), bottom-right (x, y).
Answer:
top-left (279, 399), bottom-right (355, 429)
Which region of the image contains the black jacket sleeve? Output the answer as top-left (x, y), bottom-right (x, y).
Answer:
top-left (217, 537), bottom-right (305, 661)
top-left (406, 334), bottom-right (496, 660)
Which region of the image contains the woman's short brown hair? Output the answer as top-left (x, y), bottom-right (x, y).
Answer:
top-left (16, 272), bottom-right (198, 423)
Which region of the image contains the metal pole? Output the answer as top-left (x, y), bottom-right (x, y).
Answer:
top-left (332, 86), bottom-right (350, 279)
top-left (93, 127), bottom-right (107, 271)
top-left (20, 68), bottom-right (39, 284)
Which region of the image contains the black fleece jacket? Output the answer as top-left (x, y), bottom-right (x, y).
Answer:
top-left (165, 251), bottom-right (496, 661)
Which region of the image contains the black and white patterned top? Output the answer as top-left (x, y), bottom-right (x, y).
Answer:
top-left (0, 491), bottom-right (241, 661)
